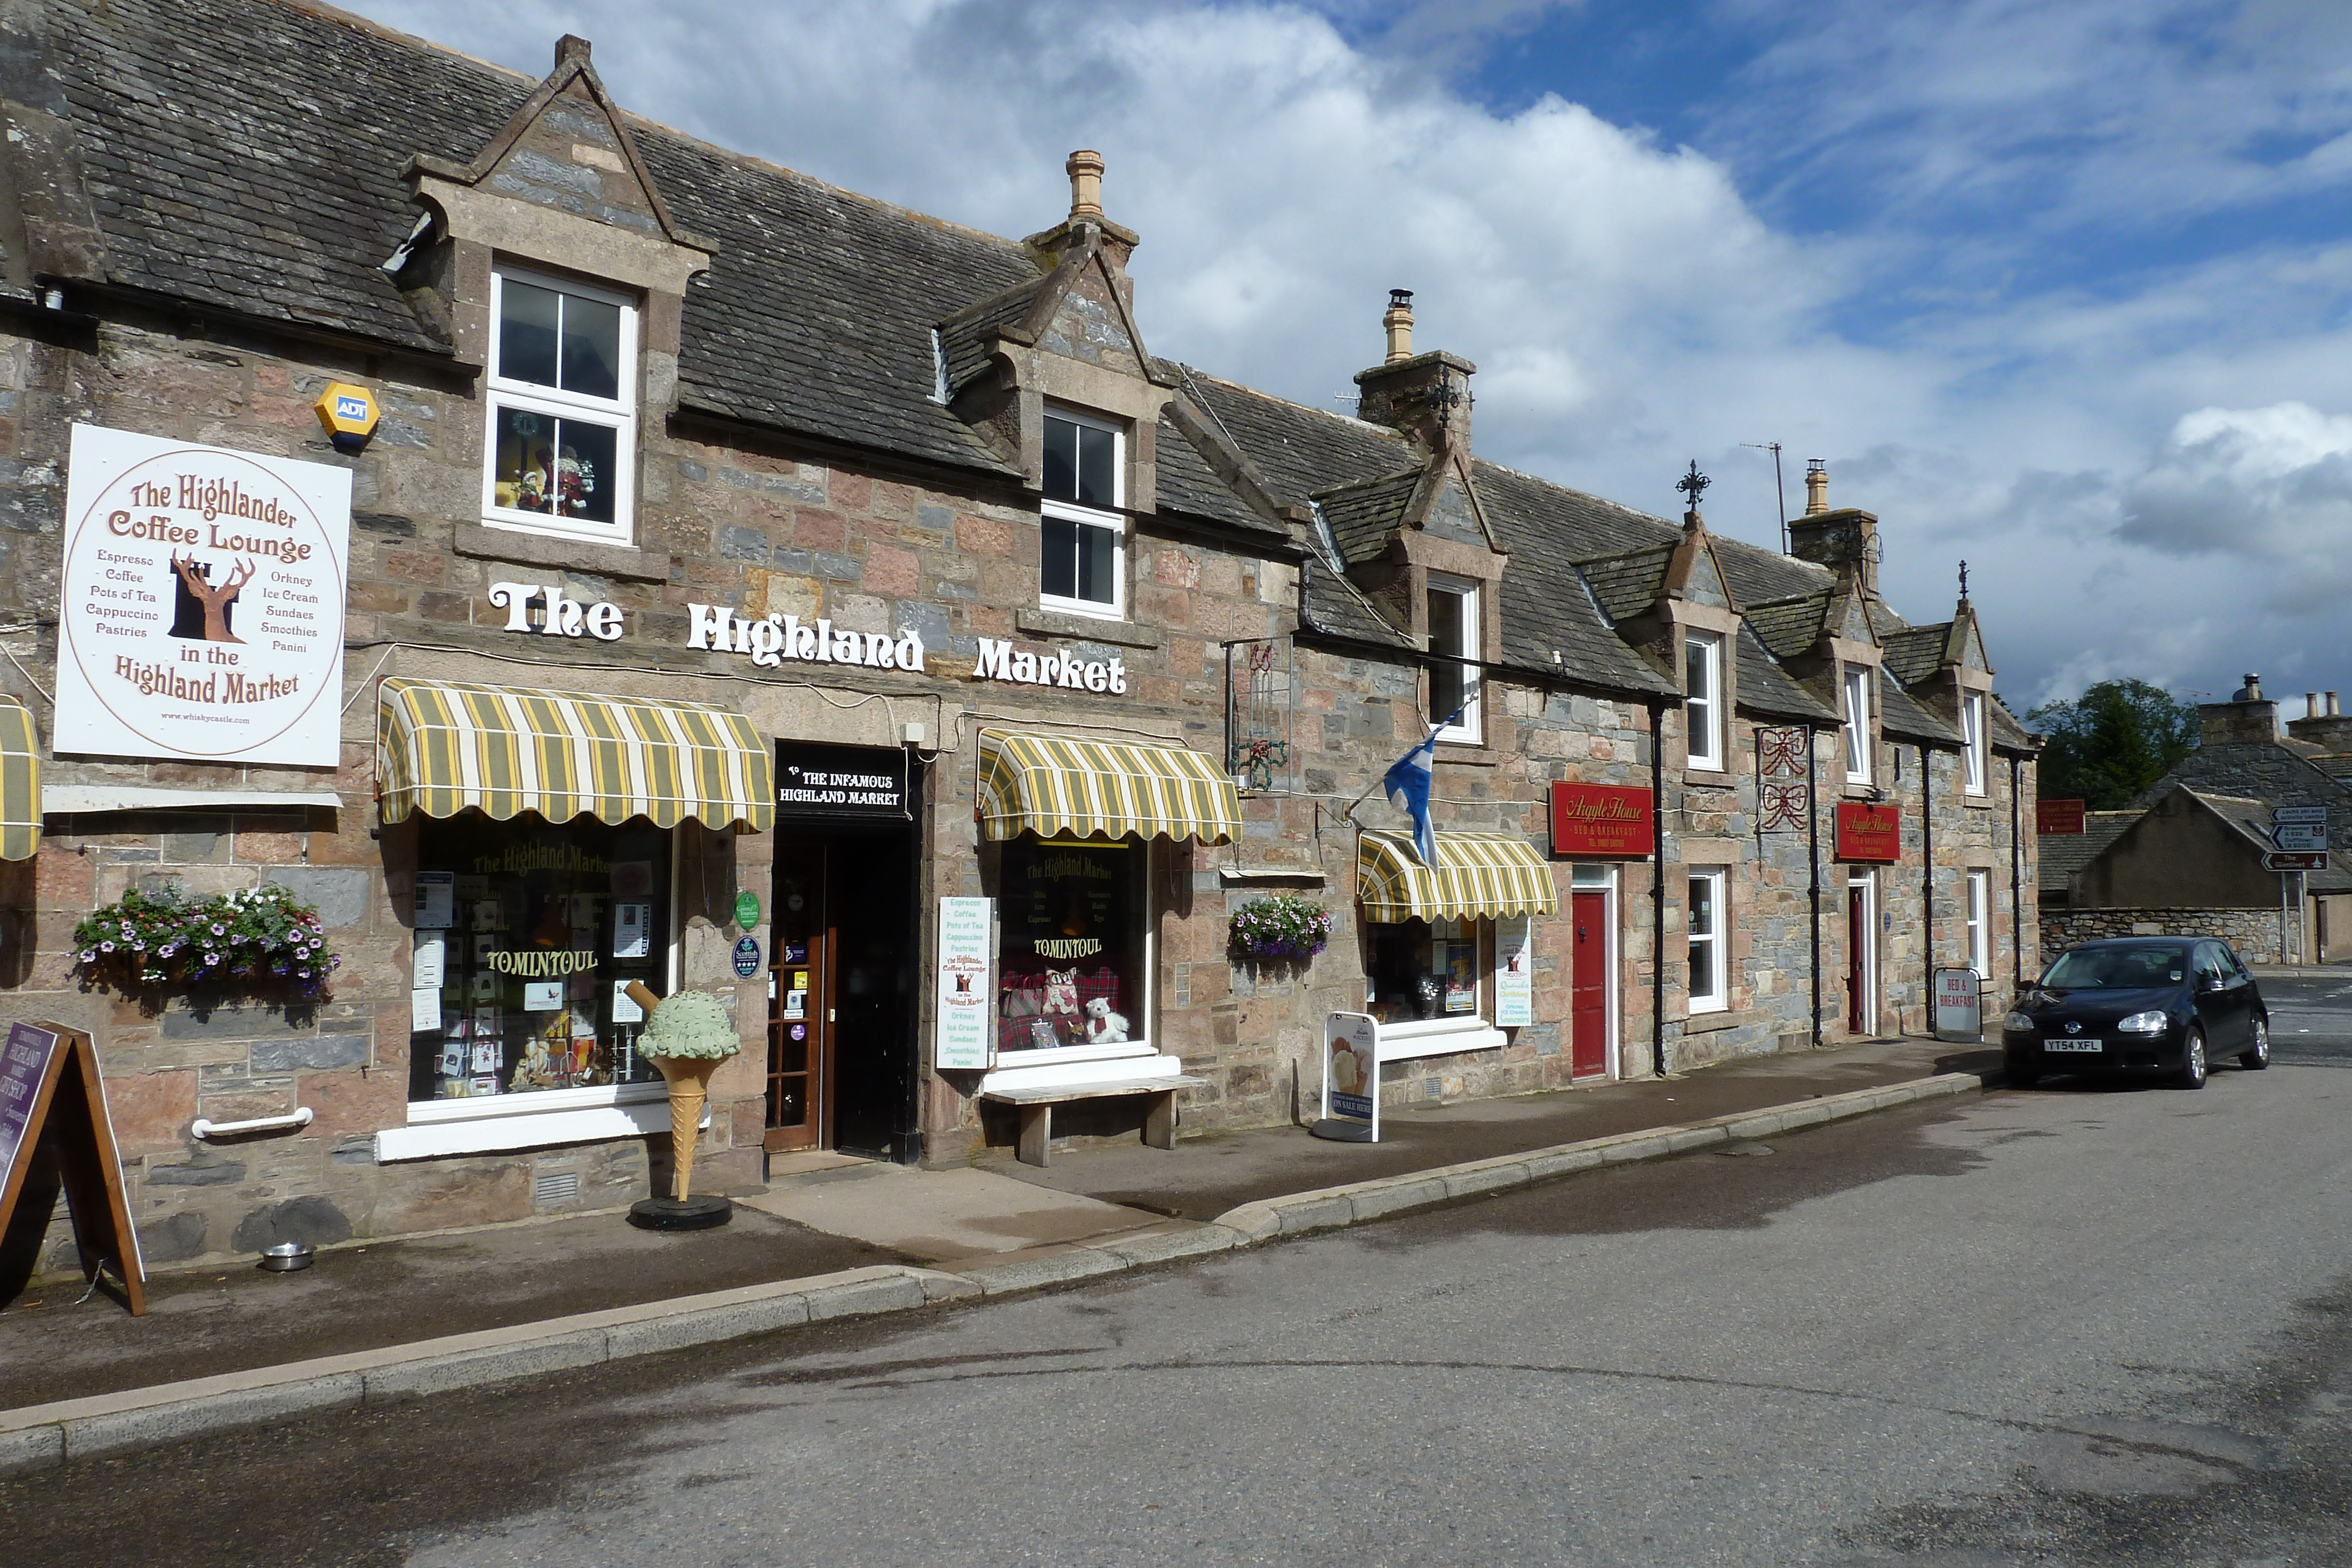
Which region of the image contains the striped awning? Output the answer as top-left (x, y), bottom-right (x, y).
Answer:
top-left (377, 678), bottom-right (772, 832)
top-left (0, 696), bottom-right (38, 861)
top-left (977, 732), bottom-right (1241, 845)
top-left (1358, 830), bottom-right (1558, 924)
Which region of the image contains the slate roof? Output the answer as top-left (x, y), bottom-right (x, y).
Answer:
top-left (936, 277), bottom-right (1048, 399)
top-left (2039, 810), bottom-right (2137, 894)
top-left (1735, 624), bottom-right (1839, 723)
top-left (1151, 413), bottom-right (1288, 541)
top-left (1716, 536), bottom-right (1832, 606)
top-left (1987, 697), bottom-right (2037, 754)
top-left (1575, 546), bottom-right (1676, 625)
top-left (1881, 625), bottom-right (1949, 687)
top-left (1879, 677), bottom-right (1960, 746)
top-left (1315, 470), bottom-right (1424, 565)
top-left (1742, 593), bottom-right (1828, 662)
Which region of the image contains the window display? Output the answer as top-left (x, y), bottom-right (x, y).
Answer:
top-left (997, 836), bottom-right (1144, 1052)
top-left (1368, 918), bottom-right (1485, 1025)
top-left (407, 816), bottom-right (671, 1102)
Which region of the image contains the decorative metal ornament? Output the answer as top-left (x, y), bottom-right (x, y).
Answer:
top-left (1676, 460), bottom-right (1710, 509)
top-left (1760, 780), bottom-right (1812, 833)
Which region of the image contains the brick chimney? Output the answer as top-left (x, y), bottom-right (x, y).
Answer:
top-left (2201, 674), bottom-right (2279, 746)
top-left (2286, 686), bottom-right (2352, 751)
top-left (1354, 289), bottom-right (1474, 453)
top-left (1785, 462), bottom-right (1877, 592)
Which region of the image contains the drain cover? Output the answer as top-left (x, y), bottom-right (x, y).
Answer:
top-left (1716, 1141), bottom-right (1775, 1158)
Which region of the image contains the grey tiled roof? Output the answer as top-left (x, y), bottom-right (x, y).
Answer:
top-left (1742, 593), bottom-right (1828, 661)
top-left (1575, 547), bottom-right (1675, 624)
top-left (1474, 460), bottom-right (1681, 558)
top-left (1735, 623), bottom-right (1838, 723)
top-left (2039, 810), bottom-right (2137, 893)
top-left (1315, 470), bottom-right (1424, 564)
top-left (1881, 624), bottom-right (1949, 687)
top-left (1987, 697), bottom-right (2038, 755)
top-left (1716, 536), bottom-right (1832, 606)
top-left (1175, 369), bottom-right (1420, 500)
top-left (1880, 677), bottom-right (1960, 745)
top-left (1152, 413), bottom-right (1288, 540)
top-left (1468, 464), bottom-right (1682, 697)
top-left (937, 277), bottom-right (1048, 399)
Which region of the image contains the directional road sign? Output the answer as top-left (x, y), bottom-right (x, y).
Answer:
top-left (2273, 823), bottom-right (2329, 852)
top-left (2273, 805), bottom-right (2330, 824)
top-left (2266, 851), bottom-right (2329, 872)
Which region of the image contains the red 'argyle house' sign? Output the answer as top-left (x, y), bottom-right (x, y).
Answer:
top-left (1549, 783), bottom-right (1655, 858)
top-left (1835, 802), bottom-right (1902, 862)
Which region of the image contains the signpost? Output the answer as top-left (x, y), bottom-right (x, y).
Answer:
top-left (0, 1022), bottom-right (146, 1315)
top-left (2265, 851), bottom-right (2328, 872)
top-left (1312, 1011), bottom-right (1380, 1143)
top-left (1933, 967), bottom-right (1983, 1043)
top-left (2271, 808), bottom-right (2330, 964)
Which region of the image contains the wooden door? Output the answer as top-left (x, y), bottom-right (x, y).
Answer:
top-left (766, 839), bottom-right (834, 1152)
top-left (1571, 890), bottom-right (1609, 1077)
top-left (1846, 882), bottom-right (1867, 1035)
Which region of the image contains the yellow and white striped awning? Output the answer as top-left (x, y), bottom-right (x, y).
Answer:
top-left (1358, 830), bottom-right (1558, 924)
top-left (977, 731), bottom-right (1241, 845)
top-left (377, 678), bottom-right (772, 832)
top-left (0, 696), bottom-right (39, 861)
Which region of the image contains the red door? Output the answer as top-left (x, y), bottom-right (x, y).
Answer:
top-left (1571, 890), bottom-right (1608, 1076)
top-left (1846, 884), bottom-right (1867, 1034)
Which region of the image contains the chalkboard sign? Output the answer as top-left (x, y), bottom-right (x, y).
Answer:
top-left (0, 1022), bottom-right (146, 1315)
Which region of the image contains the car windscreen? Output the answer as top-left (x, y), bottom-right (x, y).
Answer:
top-left (2040, 945), bottom-right (2186, 989)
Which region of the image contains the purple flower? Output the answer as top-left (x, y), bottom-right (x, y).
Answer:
top-left (159, 944), bottom-right (177, 958)
top-left (79, 949), bottom-right (95, 962)
top-left (298, 968), bottom-right (312, 979)
top-left (203, 951), bottom-right (221, 966)
top-left (211, 924), bottom-right (225, 937)
top-left (99, 940), bottom-right (115, 952)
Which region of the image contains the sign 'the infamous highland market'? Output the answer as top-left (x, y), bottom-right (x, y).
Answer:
top-left (55, 425), bottom-right (350, 767)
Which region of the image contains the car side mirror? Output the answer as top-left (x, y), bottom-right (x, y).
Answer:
top-left (2199, 975), bottom-right (2226, 994)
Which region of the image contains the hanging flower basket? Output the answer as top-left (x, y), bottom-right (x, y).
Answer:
top-left (73, 885), bottom-right (342, 999)
top-left (1228, 894), bottom-right (1332, 964)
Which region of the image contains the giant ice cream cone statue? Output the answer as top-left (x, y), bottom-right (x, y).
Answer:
top-left (626, 982), bottom-right (741, 1226)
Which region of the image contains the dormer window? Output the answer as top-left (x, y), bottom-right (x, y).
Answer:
top-left (1427, 576), bottom-right (1483, 744)
top-left (483, 266), bottom-right (637, 545)
top-left (1962, 692), bottom-right (1988, 796)
top-left (1040, 408), bottom-right (1124, 619)
top-left (1684, 630), bottom-right (1723, 769)
top-left (1843, 666), bottom-right (1874, 784)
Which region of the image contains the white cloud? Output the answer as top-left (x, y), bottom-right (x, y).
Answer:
top-left (338, 0), bottom-right (2352, 707)
top-left (2123, 403), bottom-right (2352, 607)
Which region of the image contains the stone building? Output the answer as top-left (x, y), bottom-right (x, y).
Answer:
top-left (0, 0), bottom-right (2036, 1275)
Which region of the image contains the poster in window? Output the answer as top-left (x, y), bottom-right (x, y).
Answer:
top-left (614, 902), bottom-right (652, 959)
top-left (414, 872), bottom-right (455, 931)
top-left (1444, 939), bottom-right (1478, 1014)
top-left (412, 932), bottom-right (446, 989)
top-left (1495, 914), bottom-right (1533, 1027)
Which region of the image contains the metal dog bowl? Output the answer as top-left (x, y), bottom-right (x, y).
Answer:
top-left (258, 1242), bottom-right (315, 1272)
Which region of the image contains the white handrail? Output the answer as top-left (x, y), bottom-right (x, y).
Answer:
top-left (191, 1106), bottom-right (314, 1139)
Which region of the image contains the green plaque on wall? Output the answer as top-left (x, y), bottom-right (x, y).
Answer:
top-left (733, 890), bottom-right (760, 930)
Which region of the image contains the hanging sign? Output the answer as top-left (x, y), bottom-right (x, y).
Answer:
top-left (1933, 967), bottom-right (1983, 1042)
top-left (1316, 1011), bottom-right (1381, 1142)
top-left (54, 423), bottom-right (350, 767)
top-left (775, 740), bottom-right (910, 821)
top-left (934, 897), bottom-right (994, 1070)
top-left (0, 1022), bottom-right (146, 1315)
top-left (1548, 783), bottom-right (1654, 857)
top-left (1835, 802), bottom-right (1901, 862)
top-left (1494, 914), bottom-right (1534, 1027)
top-left (2036, 799), bottom-right (2087, 835)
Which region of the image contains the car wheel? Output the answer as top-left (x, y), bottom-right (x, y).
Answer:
top-left (2176, 1027), bottom-right (2209, 1091)
top-left (2240, 1015), bottom-right (2271, 1071)
top-left (2006, 1053), bottom-right (2041, 1089)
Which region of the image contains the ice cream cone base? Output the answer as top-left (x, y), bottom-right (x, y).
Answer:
top-left (624, 1054), bottom-right (731, 1232)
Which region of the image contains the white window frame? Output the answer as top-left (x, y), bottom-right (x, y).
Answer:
top-left (1428, 573), bottom-right (1483, 745)
top-left (1843, 665), bottom-right (1874, 784)
top-left (1687, 867), bottom-right (1728, 1014)
top-left (1039, 406), bottom-right (1127, 622)
top-left (1685, 630), bottom-right (1724, 770)
top-left (1962, 691), bottom-right (1989, 797)
top-left (481, 265), bottom-right (639, 547)
top-left (1966, 870), bottom-right (1990, 978)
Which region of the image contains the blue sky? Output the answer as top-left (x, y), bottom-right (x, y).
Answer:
top-left (350, 0), bottom-right (2352, 713)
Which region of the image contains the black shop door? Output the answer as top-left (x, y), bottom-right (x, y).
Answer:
top-left (766, 820), bottom-right (921, 1162)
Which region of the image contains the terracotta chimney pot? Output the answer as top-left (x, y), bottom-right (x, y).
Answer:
top-left (1066, 150), bottom-right (1105, 219)
top-left (1383, 289), bottom-right (1414, 365)
top-left (1804, 459), bottom-right (1829, 516)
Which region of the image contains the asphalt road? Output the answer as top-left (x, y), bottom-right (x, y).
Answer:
top-left (10, 1059), bottom-right (2352, 1566)
top-left (2261, 970), bottom-right (2352, 1062)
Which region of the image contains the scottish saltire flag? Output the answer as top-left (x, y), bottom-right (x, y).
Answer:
top-left (1382, 707), bottom-right (1462, 865)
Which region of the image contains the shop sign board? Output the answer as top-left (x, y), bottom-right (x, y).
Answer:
top-left (0, 1021), bottom-right (146, 1315)
top-left (775, 740), bottom-right (910, 821)
top-left (1933, 967), bottom-right (1983, 1042)
top-left (55, 424), bottom-right (350, 766)
top-left (2037, 799), bottom-right (2087, 835)
top-left (934, 897), bottom-right (994, 1070)
top-left (1319, 1011), bottom-right (1381, 1140)
top-left (1549, 782), bottom-right (1655, 858)
top-left (1835, 802), bottom-right (1902, 862)
top-left (1494, 914), bottom-right (1534, 1027)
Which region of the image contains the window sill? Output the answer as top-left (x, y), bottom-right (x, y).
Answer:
top-left (1015, 607), bottom-right (1165, 651)
top-left (455, 523), bottom-right (673, 584)
top-left (1378, 1016), bottom-right (1508, 1061)
top-left (1683, 765), bottom-right (1733, 785)
top-left (1961, 791), bottom-right (1993, 807)
top-left (1679, 1005), bottom-right (1751, 1035)
top-left (1434, 740), bottom-right (1497, 763)
top-left (979, 1046), bottom-right (1177, 1095)
top-left (377, 1082), bottom-right (704, 1162)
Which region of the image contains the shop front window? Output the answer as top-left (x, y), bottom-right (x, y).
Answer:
top-left (997, 836), bottom-right (1147, 1052)
top-left (1368, 917), bottom-right (1485, 1025)
top-left (407, 815), bottom-right (671, 1103)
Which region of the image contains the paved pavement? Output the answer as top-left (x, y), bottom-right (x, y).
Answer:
top-left (7, 1051), bottom-right (2351, 1566)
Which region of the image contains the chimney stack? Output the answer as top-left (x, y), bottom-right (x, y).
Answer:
top-left (2286, 687), bottom-right (2352, 750)
top-left (1803, 458), bottom-right (1829, 516)
top-left (1383, 289), bottom-right (1414, 365)
top-left (2333, 692), bottom-right (2342, 717)
top-left (2311, 693), bottom-right (2321, 720)
top-left (2203, 674), bottom-right (2279, 747)
top-left (1065, 149), bottom-right (1104, 219)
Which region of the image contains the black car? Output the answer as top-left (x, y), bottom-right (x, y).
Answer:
top-left (2002, 937), bottom-right (2271, 1090)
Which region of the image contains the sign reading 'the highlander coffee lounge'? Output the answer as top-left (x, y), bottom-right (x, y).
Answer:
top-left (1835, 801), bottom-right (1902, 862)
top-left (55, 424), bottom-right (350, 766)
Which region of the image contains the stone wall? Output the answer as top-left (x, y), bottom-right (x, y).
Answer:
top-left (2042, 907), bottom-right (2288, 965)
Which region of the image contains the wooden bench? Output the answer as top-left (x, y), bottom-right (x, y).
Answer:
top-left (981, 1075), bottom-right (1209, 1168)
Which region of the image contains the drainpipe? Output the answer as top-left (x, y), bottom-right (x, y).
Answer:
top-left (1808, 726), bottom-right (1823, 1048)
top-left (2009, 753), bottom-right (2024, 992)
top-left (1919, 742), bottom-right (1933, 1038)
top-left (1651, 697), bottom-right (1668, 1079)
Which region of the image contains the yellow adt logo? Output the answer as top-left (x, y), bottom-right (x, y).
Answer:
top-left (313, 382), bottom-right (380, 449)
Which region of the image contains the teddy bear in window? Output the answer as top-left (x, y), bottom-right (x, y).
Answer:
top-left (1084, 995), bottom-right (1129, 1044)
